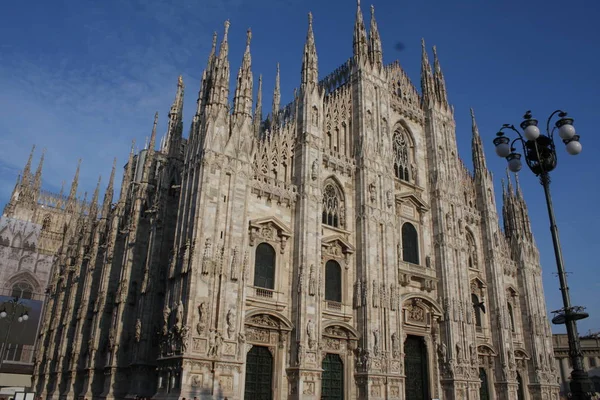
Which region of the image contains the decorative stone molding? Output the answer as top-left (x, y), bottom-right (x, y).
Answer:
top-left (248, 216), bottom-right (292, 254)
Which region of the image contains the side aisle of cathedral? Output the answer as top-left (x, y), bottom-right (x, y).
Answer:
top-left (9, 2), bottom-right (560, 399)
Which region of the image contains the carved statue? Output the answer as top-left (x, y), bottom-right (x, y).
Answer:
top-left (180, 325), bottom-right (190, 353)
top-left (237, 332), bottom-right (246, 357)
top-left (372, 280), bottom-right (379, 308)
top-left (196, 302), bottom-right (208, 335)
top-left (369, 183), bottom-right (377, 203)
top-left (373, 329), bottom-right (380, 356)
top-left (438, 342), bottom-right (447, 363)
top-left (354, 280), bottom-right (362, 308)
top-left (175, 300), bottom-right (184, 330)
top-left (426, 255), bottom-right (431, 268)
top-left (135, 319), bottom-right (142, 342)
top-left (207, 330), bottom-right (222, 357)
top-left (226, 309), bottom-right (236, 339)
top-left (391, 332), bottom-right (400, 358)
top-left (307, 319), bottom-right (316, 349)
top-left (470, 343), bottom-right (478, 365)
top-left (298, 264), bottom-right (304, 293)
top-left (230, 247), bottom-right (239, 281)
top-left (308, 264), bottom-right (317, 296)
top-left (296, 342), bottom-right (303, 365)
top-left (162, 304), bottom-right (171, 335)
top-left (455, 343), bottom-right (462, 362)
top-left (311, 160), bottom-right (318, 181)
top-left (386, 190), bottom-right (393, 208)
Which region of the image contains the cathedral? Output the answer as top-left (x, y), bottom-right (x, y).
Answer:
top-left (9, 2), bottom-right (561, 399)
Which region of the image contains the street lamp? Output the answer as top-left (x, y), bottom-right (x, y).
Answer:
top-left (493, 110), bottom-right (594, 399)
top-left (0, 296), bottom-right (30, 371)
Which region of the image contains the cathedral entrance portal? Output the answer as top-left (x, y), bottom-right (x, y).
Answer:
top-left (321, 353), bottom-right (344, 400)
top-left (404, 335), bottom-right (429, 400)
top-left (244, 345), bottom-right (273, 400)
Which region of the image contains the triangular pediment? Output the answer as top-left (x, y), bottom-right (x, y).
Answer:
top-left (396, 192), bottom-right (430, 212)
top-left (321, 234), bottom-right (355, 255)
top-left (249, 216), bottom-right (292, 238)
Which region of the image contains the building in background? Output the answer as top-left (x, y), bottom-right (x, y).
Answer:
top-left (22, 3), bottom-right (563, 400)
top-left (0, 150), bottom-right (87, 388)
top-left (554, 332), bottom-right (600, 398)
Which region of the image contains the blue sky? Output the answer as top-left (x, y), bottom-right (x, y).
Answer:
top-left (0, 0), bottom-right (598, 334)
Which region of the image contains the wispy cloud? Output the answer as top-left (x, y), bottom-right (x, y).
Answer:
top-left (0, 0), bottom-right (245, 207)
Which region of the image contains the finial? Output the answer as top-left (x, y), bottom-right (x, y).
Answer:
top-left (224, 20), bottom-right (230, 37)
top-left (432, 45), bottom-right (437, 56)
top-left (370, 4), bottom-right (375, 14)
top-left (357, 0), bottom-right (360, 6)
top-left (421, 38), bottom-right (426, 50)
top-left (308, 12), bottom-right (313, 27)
top-left (246, 28), bottom-right (252, 46)
top-left (178, 75), bottom-right (183, 87)
top-left (130, 139), bottom-right (136, 154)
top-left (212, 31), bottom-right (218, 49)
top-left (154, 111), bottom-right (159, 125)
top-left (277, 62), bottom-right (280, 74)
top-left (470, 107), bottom-right (475, 120)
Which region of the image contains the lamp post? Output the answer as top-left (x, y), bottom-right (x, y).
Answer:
top-left (493, 110), bottom-right (594, 399)
top-left (0, 296), bottom-right (30, 371)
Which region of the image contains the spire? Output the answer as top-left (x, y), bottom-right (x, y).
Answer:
top-left (514, 172), bottom-right (524, 199)
top-left (164, 76), bottom-right (185, 153)
top-left (22, 145), bottom-right (35, 186)
top-left (68, 159), bottom-right (81, 201)
top-left (33, 148), bottom-right (46, 195)
top-left (353, 0), bottom-right (368, 64)
top-left (119, 140), bottom-right (136, 203)
top-left (470, 108), bottom-right (488, 174)
top-left (102, 158), bottom-right (116, 218)
top-left (196, 32), bottom-right (218, 117)
top-left (301, 12), bottom-right (318, 88)
top-left (420, 39), bottom-right (434, 103)
top-left (142, 113), bottom-right (158, 183)
top-left (432, 46), bottom-right (448, 105)
top-left (272, 63), bottom-right (281, 126)
top-left (89, 176), bottom-right (102, 219)
top-left (233, 28), bottom-right (254, 118)
top-left (254, 74), bottom-right (263, 135)
top-left (368, 4), bottom-right (383, 68)
top-left (209, 21), bottom-right (231, 108)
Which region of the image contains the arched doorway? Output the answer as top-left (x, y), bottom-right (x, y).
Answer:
top-left (404, 335), bottom-right (429, 400)
top-left (244, 346), bottom-right (273, 400)
top-left (479, 368), bottom-right (490, 400)
top-left (321, 353), bottom-right (344, 400)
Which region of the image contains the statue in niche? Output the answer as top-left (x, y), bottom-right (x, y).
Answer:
top-left (307, 319), bottom-right (316, 349)
top-left (411, 163), bottom-right (417, 183)
top-left (180, 325), bottom-right (190, 353)
top-left (386, 190), bottom-right (393, 208)
top-left (298, 264), bottom-right (305, 293)
top-left (207, 329), bottom-right (223, 357)
top-left (470, 343), bottom-right (478, 365)
top-left (369, 183), bottom-right (377, 204)
top-left (226, 309), bottom-right (236, 339)
top-left (196, 302), bottom-right (208, 335)
top-left (175, 301), bottom-right (184, 330)
top-left (426, 255), bottom-right (431, 268)
top-left (391, 332), bottom-right (400, 358)
top-left (308, 264), bottom-right (316, 296)
top-left (373, 329), bottom-right (380, 356)
top-left (437, 342), bottom-right (447, 363)
top-left (230, 247), bottom-right (239, 281)
top-left (311, 160), bottom-right (318, 181)
top-left (311, 106), bottom-right (318, 126)
top-left (162, 304), bottom-right (171, 335)
top-left (456, 343), bottom-right (462, 362)
top-left (237, 332), bottom-right (246, 357)
top-left (372, 280), bottom-right (379, 307)
top-left (446, 213), bottom-right (453, 233)
top-left (135, 319), bottom-right (142, 343)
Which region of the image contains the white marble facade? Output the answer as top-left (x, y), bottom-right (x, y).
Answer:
top-left (24, 4), bottom-right (562, 400)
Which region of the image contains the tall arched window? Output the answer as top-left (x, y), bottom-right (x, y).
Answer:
top-left (12, 281), bottom-right (34, 300)
top-left (401, 223), bottom-right (419, 264)
top-left (324, 260), bottom-right (342, 303)
top-left (254, 243), bottom-right (276, 290)
top-left (472, 293), bottom-right (483, 328)
top-left (508, 302), bottom-right (515, 332)
top-left (393, 128), bottom-right (412, 181)
top-left (322, 181), bottom-right (345, 229)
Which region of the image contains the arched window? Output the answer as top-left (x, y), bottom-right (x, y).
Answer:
top-left (322, 182), bottom-right (345, 229)
top-left (508, 302), bottom-right (515, 332)
top-left (472, 293), bottom-right (482, 328)
top-left (324, 260), bottom-right (342, 303)
top-left (393, 128), bottom-right (412, 181)
top-left (12, 281), bottom-right (34, 300)
top-left (401, 223), bottom-right (419, 264)
top-left (467, 231), bottom-right (478, 269)
top-left (254, 243), bottom-right (276, 290)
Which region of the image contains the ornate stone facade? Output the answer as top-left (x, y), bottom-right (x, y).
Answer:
top-left (22, 3), bottom-right (560, 400)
